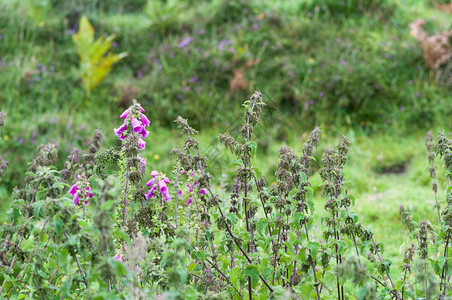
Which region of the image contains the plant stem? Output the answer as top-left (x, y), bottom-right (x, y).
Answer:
top-left (122, 158), bottom-right (130, 227)
top-left (371, 236), bottom-right (400, 300)
top-left (64, 231), bottom-right (88, 289)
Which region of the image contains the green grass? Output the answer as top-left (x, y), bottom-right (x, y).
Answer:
top-left (0, 0), bottom-right (452, 283)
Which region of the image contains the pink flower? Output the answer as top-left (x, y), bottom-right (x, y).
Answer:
top-left (145, 186), bottom-right (156, 199)
top-left (199, 188), bottom-right (207, 195)
top-left (146, 177), bottom-right (155, 187)
top-left (69, 184), bottom-right (78, 195)
top-left (140, 128), bottom-right (150, 139)
top-left (177, 190), bottom-right (182, 196)
top-left (141, 113), bottom-right (150, 126)
top-left (137, 104), bottom-right (145, 112)
top-left (120, 109), bottom-right (130, 119)
top-left (158, 179), bottom-right (166, 191)
top-left (145, 171), bottom-right (171, 201)
top-left (139, 157), bottom-right (146, 166)
top-left (86, 186), bottom-right (94, 198)
top-left (186, 197), bottom-right (192, 205)
top-left (114, 122), bottom-right (127, 138)
top-left (163, 191), bottom-right (171, 202)
top-left (131, 117), bottom-right (142, 133)
top-left (114, 253), bottom-right (123, 262)
top-left (138, 138), bottom-right (146, 151)
top-left (73, 192), bottom-right (80, 205)
top-left (69, 178), bottom-right (93, 206)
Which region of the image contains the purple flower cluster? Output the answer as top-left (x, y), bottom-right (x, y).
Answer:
top-left (68, 174), bottom-right (93, 206)
top-left (178, 37), bottom-right (193, 48)
top-left (177, 171), bottom-right (207, 205)
top-left (114, 253), bottom-right (124, 262)
top-left (145, 170), bottom-right (171, 202)
top-left (114, 103), bottom-right (150, 151)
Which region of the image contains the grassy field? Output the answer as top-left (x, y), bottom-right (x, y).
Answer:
top-left (0, 0), bottom-right (451, 297)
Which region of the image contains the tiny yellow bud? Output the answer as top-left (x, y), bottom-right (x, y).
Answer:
top-left (3, 135), bottom-right (8, 140)
top-left (154, 154), bottom-right (160, 160)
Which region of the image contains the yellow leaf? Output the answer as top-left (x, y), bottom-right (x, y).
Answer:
top-left (72, 15), bottom-right (127, 93)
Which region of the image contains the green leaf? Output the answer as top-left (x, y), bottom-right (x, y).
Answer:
top-left (196, 250), bottom-right (205, 261)
top-left (226, 213), bottom-right (237, 225)
top-left (294, 212), bottom-right (305, 228)
top-left (100, 200), bottom-right (115, 210)
top-left (395, 280), bottom-right (403, 290)
top-left (244, 264), bottom-right (259, 286)
top-left (263, 267), bottom-right (273, 280)
top-left (252, 166), bottom-right (262, 179)
top-left (307, 241), bottom-right (320, 260)
top-left (230, 266), bottom-right (241, 290)
top-left (228, 159), bottom-right (243, 168)
top-left (20, 239), bottom-right (34, 252)
top-left (257, 218), bottom-right (268, 233)
top-left (112, 230), bottom-right (131, 243)
top-left (248, 141), bottom-right (257, 156)
top-left (78, 219), bottom-right (88, 228)
top-left (288, 188), bottom-right (298, 198)
top-left (323, 271), bottom-right (336, 292)
top-left (34, 200), bottom-right (44, 218)
top-left (188, 263), bottom-right (197, 271)
top-left (299, 172), bottom-right (307, 183)
top-left (37, 270), bottom-right (49, 279)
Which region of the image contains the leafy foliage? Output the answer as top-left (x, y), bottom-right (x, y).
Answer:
top-left (73, 15), bottom-right (127, 93)
top-left (1, 92), bottom-right (451, 298)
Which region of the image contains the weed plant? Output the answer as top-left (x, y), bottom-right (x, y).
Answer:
top-left (0, 92), bottom-right (451, 299)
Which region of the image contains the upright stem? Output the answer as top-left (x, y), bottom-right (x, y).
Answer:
top-left (290, 139), bottom-right (320, 299)
top-left (122, 159), bottom-right (130, 227)
top-left (441, 215), bottom-right (452, 296)
top-left (371, 236), bottom-right (400, 300)
top-left (64, 232), bottom-right (88, 289)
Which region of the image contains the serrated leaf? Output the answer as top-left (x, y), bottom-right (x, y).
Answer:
top-left (20, 239), bottom-right (34, 252)
top-left (244, 264), bottom-right (259, 286)
top-left (230, 266), bottom-right (241, 290)
top-left (307, 241), bottom-right (320, 260)
top-left (112, 229), bottom-right (131, 243)
top-left (226, 213), bottom-right (236, 225)
top-left (288, 188), bottom-right (298, 198)
top-left (323, 271), bottom-right (336, 292)
top-left (228, 159), bottom-right (243, 168)
top-left (34, 200), bottom-right (44, 218)
top-left (248, 141), bottom-right (257, 156)
top-left (299, 172), bottom-right (307, 183)
top-left (252, 166), bottom-right (262, 179)
top-left (257, 218), bottom-right (268, 233)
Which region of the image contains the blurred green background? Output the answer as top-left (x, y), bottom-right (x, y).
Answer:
top-left (0, 0), bottom-right (451, 271)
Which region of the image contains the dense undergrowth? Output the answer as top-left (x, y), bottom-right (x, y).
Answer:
top-left (0, 93), bottom-right (451, 299)
top-left (1, 1), bottom-right (452, 298)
